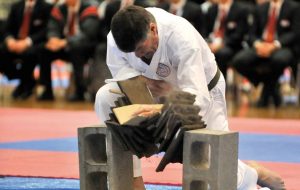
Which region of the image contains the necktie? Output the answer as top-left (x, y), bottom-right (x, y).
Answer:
top-left (264, 6), bottom-right (277, 42)
top-left (68, 11), bottom-right (76, 36)
top-left (214, 8), bottom-right (226, 38)
top-left (18, 4), bottom-right (33, 39)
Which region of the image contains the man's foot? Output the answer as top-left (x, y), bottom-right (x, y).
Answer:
top-left (12, 83), bottom-right (25, 99)
top-left (247, 161), bottom-right (286, 190)
top-left (133, 176), bottom-right (146, 190)
top-left (19, 88), bottom-right (33, 100)
top-left (19, 81), bottom-right (35, 100)
top-left (37, 88), bottom-right (54, 101)
top-left (12, 81), bottom-right (35, 100)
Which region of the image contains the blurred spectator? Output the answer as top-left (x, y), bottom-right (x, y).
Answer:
top-left (157, 0), bottom-right (205, 35)
top-left (0, 0), bottom-right (20, 42)
top-left (0, 0), bottom-right (52, 100)
top-left (203, 0), bottom-right (249, 79)
top-left (96, 0), bottom-right (114, 42)
top-left (38, 0), bottom-right (99, 101)
top-left (231, 0), bottom-right (300, 107)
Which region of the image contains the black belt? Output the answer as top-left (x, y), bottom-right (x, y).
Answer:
top-left (207, 68), bottom-right (221, 91)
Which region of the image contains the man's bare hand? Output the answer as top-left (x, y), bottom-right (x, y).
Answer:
top-left (208, 42), bottom-right (223, 53)
top-left (14, 39), bottom-right (30, 53)
top-left (6, 38), bottom-right (30, 54)
top-left (6, 38), bottom-right (18, 52)
top-left (255, 41), bottom-right (278, 58)
top-left (46, 37), bottom-right (67, 52)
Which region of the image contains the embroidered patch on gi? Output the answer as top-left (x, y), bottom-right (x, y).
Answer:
top-left (156, 63), bottom-right (171, 77)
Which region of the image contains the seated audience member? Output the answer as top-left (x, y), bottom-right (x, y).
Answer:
top-left (0, 0), bottom-right (52, 99)
top-left (157, 0), bottom-right (205, 35)
top-left (38, 0), bottom-right (99, 101)
top-left (231, 0), bottom-right (300, 107)
top-left (203, 0), bottom-right (249, 80)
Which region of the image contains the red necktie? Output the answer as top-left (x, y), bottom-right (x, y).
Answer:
top-left (264, 6), bottom-right (277, 42)
top-left (18, 5), bottom-right (33, 39)
top-left (214, 8), bottom-right (226, 38)
top-left (68, 12), bottom-right (76, 36)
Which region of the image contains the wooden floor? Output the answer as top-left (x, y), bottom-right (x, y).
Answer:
top-left (1, 85), bottom-right (300, 119)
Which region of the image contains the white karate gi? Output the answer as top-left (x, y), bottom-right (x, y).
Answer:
top-left (95, 7), bottom-right (266, 190)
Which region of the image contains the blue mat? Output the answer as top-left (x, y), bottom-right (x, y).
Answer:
top-left (0, 138), bottom-right (78, 152)
top-left (1, 134), bottom-right (300, 163)
top-left (238, 133), bottom-right (300, 163)
top-left (0, 177), bottom-right (181, 190)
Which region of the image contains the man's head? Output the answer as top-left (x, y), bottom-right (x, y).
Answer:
top-left (111, 5), bottom-right (159, 59)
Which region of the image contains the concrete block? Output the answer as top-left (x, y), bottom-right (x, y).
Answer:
top-left (183, 129), bottom-right (238, 190)
top-left (106, 126), bottom-right (133, 190)
top-left (78, 125), bottom-right (133, 190)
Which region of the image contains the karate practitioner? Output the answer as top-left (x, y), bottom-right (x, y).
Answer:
top-left (94, 5), bottom-right (285, 190)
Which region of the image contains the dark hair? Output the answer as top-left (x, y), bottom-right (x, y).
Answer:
top-left (111, 5), bottom-right (156, 52)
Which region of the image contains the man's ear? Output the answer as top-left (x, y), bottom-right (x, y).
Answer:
top-left (150, 23), bottom-right (158, 36)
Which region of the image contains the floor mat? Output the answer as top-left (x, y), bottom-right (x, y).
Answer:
top-left (0, 177), bottom-right (181, 190)
top-left (1, 108), bottom-right (300, 189)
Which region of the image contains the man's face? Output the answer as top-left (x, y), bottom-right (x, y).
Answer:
top-left (134, 23), bottom-right (159, 59)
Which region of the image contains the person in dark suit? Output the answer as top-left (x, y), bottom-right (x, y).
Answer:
top-left (0, 0), bottom-right (52, 99)
top-left (231, 0), bottom-right (300, 107)
top-left (157, 0), bottom-right (205, 35)
top-left (203, 0), bottom-right (249, 80)
top-left (38, 0), bottom-right (99, 101)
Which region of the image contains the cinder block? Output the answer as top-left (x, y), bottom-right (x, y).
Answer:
top-left (183, 129), bottom-right (238, 190)
top-left (78, 125), bottom-right (133, 190)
